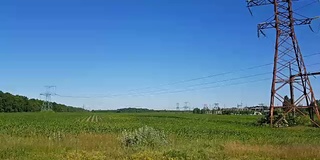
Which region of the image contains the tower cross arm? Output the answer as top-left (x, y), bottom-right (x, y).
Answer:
top-left (294, 17), bottom-right (319, 25)
top-left (246, 0), bottom-right (274, 7)
top-left (247, 0), bottom-right (300, 7)
top-left (258, 21), bottom-right (276, 30)
top-left (257, 17), bottom-right (318, 37)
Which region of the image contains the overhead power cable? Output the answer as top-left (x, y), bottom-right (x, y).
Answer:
top-left (129, 72), bottom-right (272, 97)
top-left (56, 62), bottom-right (320, 98)
top-left (126, 62), bottom-right (273, 93)
top-left (118, 52), bottom-right (320, 93)
top-left (55, 72), bottom-right (271, 98)
top-left (55, 52), bottom-right (320, 99)
top-left (150, 78), bottom-right (270, 96)
top-left (120, 52), bottom-right (320, 94)
top-left (295, 0), bottom-right (319, 11)
top-left (55, 94), bottom-right (91, 99)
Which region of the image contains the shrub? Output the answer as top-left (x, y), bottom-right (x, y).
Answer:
top-left (193, 108), bottom-right (201, 114)
top-left (120, 126), bottom-right (168, 148)
top-left (295, 115), bottom-right (311, 126)
top-left (256, 116), bottom-right (269, 126)
top-left (256, 114), bottom-right (290, 127)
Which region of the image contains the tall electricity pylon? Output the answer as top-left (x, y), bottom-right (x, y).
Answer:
top-left (183, 102), bottom-right (189, 111)
top-left (247, 0), bottom-right (320, 127)
top-left (40, 86), bottom-right (56, 111)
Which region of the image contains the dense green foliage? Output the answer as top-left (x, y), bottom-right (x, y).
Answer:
top-left (192, 108), bottom-right (201, 114)
top-left (0, 91), bottom-right (86, 112)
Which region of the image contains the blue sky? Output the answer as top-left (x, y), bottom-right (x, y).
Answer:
top-left (0, 0), bottom-right (319, 110)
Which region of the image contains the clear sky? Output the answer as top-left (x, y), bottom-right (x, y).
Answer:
top-left (0, 0), bottom-right (319, 110)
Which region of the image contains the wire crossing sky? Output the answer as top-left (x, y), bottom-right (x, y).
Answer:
top-left (0, 0), bottom-right (319, 110)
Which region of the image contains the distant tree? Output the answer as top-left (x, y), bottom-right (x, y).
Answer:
top-left (222, 110), bottom-right (232, 115)
top-left (28, 99), bottom-right (41, 112)
top-left (200, 108), bottom-right (205, 114)
top-left (193, 108), bottom-right (201, 114)
top-left (116, 108), bottom-right (152, 113)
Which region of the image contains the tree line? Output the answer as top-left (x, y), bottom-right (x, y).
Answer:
top-left (0, 91), bottom-right (86, 112)
top-left (92, 108), bottom-right (187, 113)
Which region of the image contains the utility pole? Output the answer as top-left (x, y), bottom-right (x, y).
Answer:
top-left (40, 86), bottom-right (56, 111)
top-left (247, 0), bottom-right (320, 127)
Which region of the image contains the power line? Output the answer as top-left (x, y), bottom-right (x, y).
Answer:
top-left (151, 78), bottom-right (270, 96)
top-left (125, 62), bottom-right (273, 93)
top-left (55, 62), bottom-right (320, 99)
top-left (304, 52), bottom-right (320, 58)
top-left (123, 52), bottom-right (320, 95)
top-left (129, 72), bottom-right (272, 97)
top-left (55, 53), bottom-right (320, 99)
top-left (295, 0), bottom-right (319, 11)
top-left (56, 65), bottom-right (320, 99)
top-left (55, 94), bottom-right (91, 99)
top-left (56, 73), bottom-right (271, 98)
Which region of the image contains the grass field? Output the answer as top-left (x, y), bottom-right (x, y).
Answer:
top-left (0, 112), bottom-right (320, 160)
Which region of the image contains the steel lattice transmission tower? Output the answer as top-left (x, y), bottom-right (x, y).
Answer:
top-left (247, 0), bottom-right (320, 127)
top-left (40, 86), bottom-right (56, 111)
top-left (183, 102), bottom-right (189, 111)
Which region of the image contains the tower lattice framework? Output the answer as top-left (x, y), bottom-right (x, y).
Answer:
top-left (247, 0), bottom-right (320, 126)
top-left (40, 86), bottom-right (56, 111)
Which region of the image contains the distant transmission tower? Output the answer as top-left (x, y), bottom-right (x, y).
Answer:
top-left (40, 86), bottom-right (56, 111)
top-left (247, 0), bottom-right (320, 126)
top-left (176, 103), bottom-right (180, 110)
top-left (236, 101), bottom-right (243, 108)
top-left (214, 103), bottom-right (219, 110)
top-left (183, 102), bottom-right (189, 111)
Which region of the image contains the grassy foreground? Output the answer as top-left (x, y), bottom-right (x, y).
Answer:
top-left (0, 112), bottom-right (320, 160)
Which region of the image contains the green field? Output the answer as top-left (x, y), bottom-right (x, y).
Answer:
top-left (0, 112), bottom-right (320, 160)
